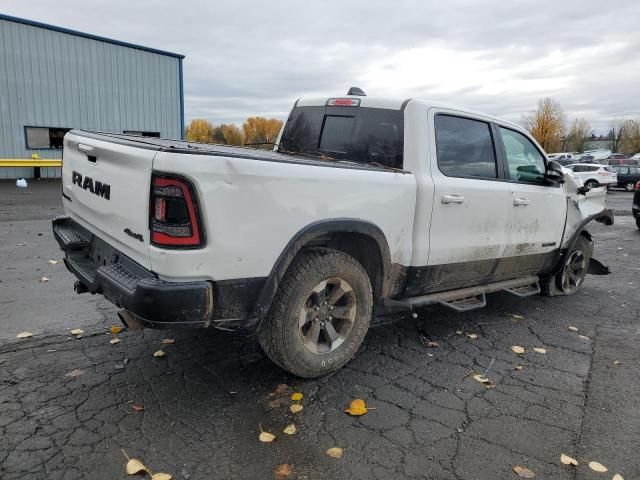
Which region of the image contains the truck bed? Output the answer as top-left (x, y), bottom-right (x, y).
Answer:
top-left (70, 130), bottom-right (402, 173)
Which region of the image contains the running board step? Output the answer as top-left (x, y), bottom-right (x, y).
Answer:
top-left (384, 275), bottom-right (539, 312)
top-left (439, 293), bottom-right (486, 312)
top-left (504, 282), bottom-right (540, 297)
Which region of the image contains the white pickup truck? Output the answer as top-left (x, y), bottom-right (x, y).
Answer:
top-left (53, 91), bottom-right (613, 377)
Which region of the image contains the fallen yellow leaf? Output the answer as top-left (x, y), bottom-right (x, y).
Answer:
top-left (150, 473), bottom-right (172, 480)
top-left (40, 276), bottom-right (50, 283)
top-left (578, 334), bottom-right (590, 340)
top-left (326, 447), bottom-right (343, 458)
top-left (588, 461), bottom-right (608, 473)
top-left (259, 431), bottom-right (276, 443)
top-left (289, 404), bottom-right (304, 414)
top-left (132, 405), bottom-right (144, 412)
top-left (162, 338), bottom-right (175, 344)
top-left (110, 338), bottom-right (121, 345)
top-left (291, 392), bottom-right (303, 401)
top-left (467, 333), bottom-right (478, 339)
top-left (110, 325), bottom-right (123, 334)
top-left (513, 465), bottom-right (535, 478)
top-left (125, 458), bottom-right (147, 475)
top-left (508, 313), bottom-right (524, 320)
top-left (70, 329), bottom-right (84, 335)
top-left (48, 260), bottom-right (59, 265)
top-left (533, 347), bottom-right (547, 354)
top-left (345, 398), bottom-right (369, 416)
top-left (274, 463), bottom-right (293, 479)
top-left (515, 365), bottom-right (524, 371)
top-left (16, 331), bottom-right (33, 339)
top-left (568, 326), bottom-right (578, 332)
top-left (473, 374), bottom-right (490, 384)
top-left (65, 369), bottom-right (84, 378)
top-left (283, 424), bottom-right (296, 435)
top-left (511, 346), bottom-right (525, 354)
top-left (153, 350), bottom-right (166, 358)
top-left (612, 474), bottom-right (624, 480)
top-left (560, 453), bottom-right (578, 466)
top-left (613, 360), bottom-right (622, 366)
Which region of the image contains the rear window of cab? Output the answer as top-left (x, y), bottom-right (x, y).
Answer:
top-left (279, 106), bottom-right (404, 169)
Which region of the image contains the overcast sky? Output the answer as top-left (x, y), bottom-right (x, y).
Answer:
top-left (2, 0), bottom-right (639, 133)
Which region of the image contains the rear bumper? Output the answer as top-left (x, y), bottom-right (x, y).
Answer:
top-left (52, 216), bottom-right (213, 328)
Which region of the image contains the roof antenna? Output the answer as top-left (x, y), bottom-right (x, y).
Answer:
top-left (347, 87), bottom-right (366, 96)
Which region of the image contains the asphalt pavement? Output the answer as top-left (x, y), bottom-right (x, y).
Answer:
top-left (1, 179), bottom-right (639, 480)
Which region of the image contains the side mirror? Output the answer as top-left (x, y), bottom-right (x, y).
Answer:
top-left (545, 160), bottom-right (565, 185)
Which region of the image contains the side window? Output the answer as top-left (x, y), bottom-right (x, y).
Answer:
top-left (435, 115), bottom-right (497, 179)
top-left (499, 127), bottom-right (546, 184)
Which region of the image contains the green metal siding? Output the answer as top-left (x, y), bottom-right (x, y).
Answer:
top-left (0, 17), bottom-right (182, 179)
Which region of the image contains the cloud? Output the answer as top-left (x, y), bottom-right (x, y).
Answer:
top-left (2, 0), bottom-right (639, 133)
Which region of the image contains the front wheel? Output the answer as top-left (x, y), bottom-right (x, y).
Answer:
top-left (257, 248), bottom-right (372, 378)
top-left (542, 236), bottom-right (592, 296)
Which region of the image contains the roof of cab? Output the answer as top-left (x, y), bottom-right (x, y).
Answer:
top-left (295, 96), bottom-right (525, 131)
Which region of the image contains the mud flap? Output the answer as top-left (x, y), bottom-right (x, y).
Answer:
top-left (588, 257), bottom-right (610, 275)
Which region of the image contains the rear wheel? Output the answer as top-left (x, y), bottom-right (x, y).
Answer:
top-left (624, 182), bottom-right (635, 192)
top-left (636, 217), bottom-right (640, 230)
top-left (584, 180), bottom-right (599, 189)
top-left (257, 248), bottom-right (372, 378)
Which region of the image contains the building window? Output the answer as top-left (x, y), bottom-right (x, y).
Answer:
top-left (25, 126), bottom-right (71, 149)
top-left (124, 130), bottom-right (160, 137)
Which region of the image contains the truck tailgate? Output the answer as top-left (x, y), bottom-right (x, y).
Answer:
top-left (61, 132), bottom-right (156, 269)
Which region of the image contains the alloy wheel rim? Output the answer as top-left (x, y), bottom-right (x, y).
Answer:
top-left (561, 250), bottom-right (587, 293)
top-left (299, 278), bottom-right (357, 354)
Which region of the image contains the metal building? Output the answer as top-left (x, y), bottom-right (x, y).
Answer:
top-left (0, 14), bottom-right (184, 179)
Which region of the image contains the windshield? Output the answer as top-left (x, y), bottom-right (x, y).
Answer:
top-left (279, 106), bottom-right (404, 168)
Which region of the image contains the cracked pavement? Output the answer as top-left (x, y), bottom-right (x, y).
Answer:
top-left (1, 180), bottom-right (639, 479)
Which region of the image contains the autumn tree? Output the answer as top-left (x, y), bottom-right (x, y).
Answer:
top-left (222, 124), bottom-right (244, 145)
top-left (243, 117), bottom-right (283, 148)
top-left (523, 98), bottom-right (566, 152)
top-left (185, 119), bottom-right (215, 143)
top-left (621, 119), bottom-right (640, 154)
top-left (608, 119), bottom-right (627, 153)
top-left (566, 118), bottom-right (593, 153)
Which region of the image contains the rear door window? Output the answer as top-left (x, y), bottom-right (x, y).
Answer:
top-left (434, 115), bottom-right (497, 179)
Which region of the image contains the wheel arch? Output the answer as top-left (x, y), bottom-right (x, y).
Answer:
top-left (549, 208), bottom-right (613, 276)
top-left (251, 219), bottom-right (392, 322)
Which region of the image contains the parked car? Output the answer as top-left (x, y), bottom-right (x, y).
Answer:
top-left (564, 164), bottom-right (618, 189)
top-left (610, 165), bottom-right (640, 191)
top-left (52, 92), bottom-right (613, 377)
top-left (576, 155), bottom-right (596, 163)
top-left (548, 153), bottom-right (577, 164)
top-left (633, 181), bottom-right (640, 229)
top-left (582, 149), bottom-right (612, 162)
top-left (631, 153), bottom-right (640, 160)
top-left (607, 154), bottom-right (638, 166)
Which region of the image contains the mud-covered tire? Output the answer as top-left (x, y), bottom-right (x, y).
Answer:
top-left (257, 248), bottom-right (372, 378)
top-left (541, 235), bottom-right (593, 296)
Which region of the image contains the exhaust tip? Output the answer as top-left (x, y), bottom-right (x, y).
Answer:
top-left (117, 310), bottom-right (145, 331)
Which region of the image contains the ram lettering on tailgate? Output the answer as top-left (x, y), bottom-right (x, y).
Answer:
top-left (72, 171), bottom-right (111, 200)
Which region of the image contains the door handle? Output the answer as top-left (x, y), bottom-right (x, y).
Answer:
top-left (441, 194), bottom-right (465, 204)
top-left (513, 197), bottom-right (530, 206)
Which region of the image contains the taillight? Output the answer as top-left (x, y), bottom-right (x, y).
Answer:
top-left (150, 174), bottom-right (204, 248)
